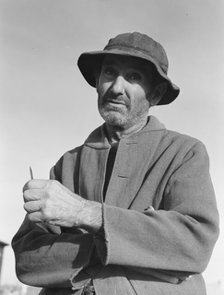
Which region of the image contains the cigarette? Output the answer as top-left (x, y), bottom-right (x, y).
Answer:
top-left (29, 166), bottom-right (34, 179)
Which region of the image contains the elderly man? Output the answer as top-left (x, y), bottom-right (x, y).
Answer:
top-left (12, 32), bottom-right (219, 295)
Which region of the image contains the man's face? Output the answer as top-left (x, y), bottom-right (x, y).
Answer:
top-left (96, 55), bottom-right (154, 130)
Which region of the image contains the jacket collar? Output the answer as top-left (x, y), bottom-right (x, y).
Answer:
top-left (84, 116), bottom-right (166, 149)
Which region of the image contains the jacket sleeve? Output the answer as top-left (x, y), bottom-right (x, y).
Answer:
top-left (94, 142), bottom-right (219, 278)
top-left (11, 151), bottom-right (97, 288)
top-left (12, 216), bottom-right (95, 288)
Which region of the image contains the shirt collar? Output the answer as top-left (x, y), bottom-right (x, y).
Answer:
top-left (84, 115), bottom-right (166, 149)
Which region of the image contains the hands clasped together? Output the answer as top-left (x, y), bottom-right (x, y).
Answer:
top-left (23, 179), bottom-right (102, 232)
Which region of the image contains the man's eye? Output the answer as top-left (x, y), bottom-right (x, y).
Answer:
top-left (103, 67), bottom-right (116, 77)
top-left (128, 72), bottom-right (142, 82)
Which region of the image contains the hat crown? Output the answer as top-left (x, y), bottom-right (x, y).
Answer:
top-left (104, 32), bottom-right (168, 74)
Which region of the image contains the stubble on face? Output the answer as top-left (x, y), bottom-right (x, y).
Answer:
top-left (97, 90), bottom-right (149, 130)
top-left (97, 87), bottom-right (129, 128)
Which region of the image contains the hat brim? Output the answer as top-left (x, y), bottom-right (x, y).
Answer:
top-left (77, 49), bottom-right (180, 105)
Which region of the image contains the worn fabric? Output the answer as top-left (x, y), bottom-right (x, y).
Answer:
top-left (12, 116), bottom-right (219, 295)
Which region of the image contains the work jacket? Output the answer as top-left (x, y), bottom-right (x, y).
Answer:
top-left (12, 116), bottom-right (219, 295)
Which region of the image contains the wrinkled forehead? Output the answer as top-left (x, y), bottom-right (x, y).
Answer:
top-left (102, 54), bottom-right (154, 73)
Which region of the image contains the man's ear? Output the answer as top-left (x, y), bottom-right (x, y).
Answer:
top-left (95, 78), bottom-right (99, 92)
top-left (95, 73), bottom-right (99, 90)
top-left (94, 66), bottom-right (102, 91)
top-left (149, 82), bottom-right (167, 106)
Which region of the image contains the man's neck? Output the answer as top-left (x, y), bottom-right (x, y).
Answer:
top-left (105, 117), bottom-right (148, 144)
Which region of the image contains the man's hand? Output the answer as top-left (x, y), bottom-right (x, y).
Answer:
top-left (23, 179), bottom-right (102, 232)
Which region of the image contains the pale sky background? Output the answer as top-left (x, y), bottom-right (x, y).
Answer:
top-left (0, 0), bottom-right (223, 287)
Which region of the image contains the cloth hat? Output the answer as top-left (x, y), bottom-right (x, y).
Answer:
top-left (77, 32), bottom-right (180, 105)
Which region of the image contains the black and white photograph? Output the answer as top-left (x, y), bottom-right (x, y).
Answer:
top-left (0, 1), bottom-right (223, 294)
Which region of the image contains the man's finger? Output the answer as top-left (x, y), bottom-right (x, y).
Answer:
top-left (23, 189), bottom-right (44, 202)
top-left (24, 200), bottom-right (42, 213)
top-left (27, 211), bottom-right (43, 223)
top-left (23, 179), bottom-right (49, 192)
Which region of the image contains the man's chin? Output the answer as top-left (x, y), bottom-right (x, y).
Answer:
top-left (100, 111), bottom-right (127, 128)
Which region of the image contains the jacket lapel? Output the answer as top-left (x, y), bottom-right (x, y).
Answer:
top-left (79, 116), bottom-right (166, 209)
top-left (78, 126), bottom-right (110, 202)
top-left (105, 116), bottom-right (166, 209)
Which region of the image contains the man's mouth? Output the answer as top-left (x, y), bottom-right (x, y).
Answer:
top-left (105, 99), bottom-right (126, 106)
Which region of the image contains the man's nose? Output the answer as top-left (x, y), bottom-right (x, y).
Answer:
top-left (110, 75), bottom-right (125, 95)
